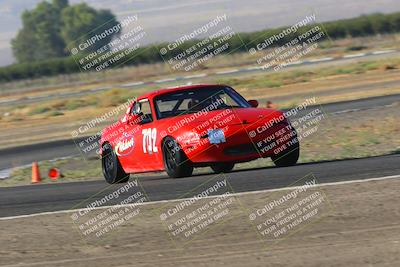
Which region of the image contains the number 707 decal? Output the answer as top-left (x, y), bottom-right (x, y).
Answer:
top-left (142, 128), bottom-right (158, 154)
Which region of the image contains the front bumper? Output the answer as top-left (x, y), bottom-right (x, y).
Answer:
top-left (183, 120), bottom-right (298, 164)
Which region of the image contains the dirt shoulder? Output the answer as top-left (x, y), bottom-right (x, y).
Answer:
top-left (1, 177), bottom-right (399, 267)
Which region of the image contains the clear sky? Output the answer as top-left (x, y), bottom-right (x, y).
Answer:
top-left (0, 0), bottom-right (399, 66)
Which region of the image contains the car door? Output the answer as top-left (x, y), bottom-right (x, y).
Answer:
top-left (132, 99), bottom-right (162, 172)
top-left (115, 101), bottom-right (142, 173)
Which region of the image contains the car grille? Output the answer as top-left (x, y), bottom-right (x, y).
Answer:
top-left (224, 143), bottom-right (258, 156)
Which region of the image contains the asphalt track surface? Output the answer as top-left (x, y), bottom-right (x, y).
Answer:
top-left (0, 93), bottom-right (399, 170)
top-left (0, 93), bottom-right (399, 218)
top-left (0, 154), bottom-right (399, 218)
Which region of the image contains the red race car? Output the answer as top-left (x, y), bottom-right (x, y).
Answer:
top-left (100, 84), bottom-right (299, 184)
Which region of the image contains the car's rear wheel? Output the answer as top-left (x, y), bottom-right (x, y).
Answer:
top-left (162, 137), bottom-right (193, 178)
top-left (271, 140), bottom-right (300, 167)
top-left (211, 163), bottom-right (235, 173)
top-left (102, 142), bottom-right (129, 184)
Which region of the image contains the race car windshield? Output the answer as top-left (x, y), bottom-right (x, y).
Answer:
top-left (154, 86), bottom-right (251, 119)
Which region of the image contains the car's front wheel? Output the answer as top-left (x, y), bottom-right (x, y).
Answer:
top-left (102, 142), bottom-right (130, 184)
top-left (271, 141), bottom-right (300, 167)
top-left (211, 163), bottom-right (235, 173)
top-left (162, 137), bottom-right (193, 178)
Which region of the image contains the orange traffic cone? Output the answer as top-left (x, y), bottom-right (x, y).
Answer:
top-left (31, 162), bottom-right (41, 184)
top-left (48, 168), bottom-right (62, 180)
top-left (266, 101), bottom-right (277, 109)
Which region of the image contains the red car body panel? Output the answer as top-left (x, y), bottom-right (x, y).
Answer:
top-left (100, 84), bottom-right (296, 174)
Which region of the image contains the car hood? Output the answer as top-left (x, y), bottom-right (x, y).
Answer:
top-left (165, 107), bottom-right (285, 132)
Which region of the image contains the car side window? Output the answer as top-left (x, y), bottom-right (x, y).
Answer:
top-left (132, 99), bottom-right (153, 124)
top-left (131, 102), bottom-right (139, 115)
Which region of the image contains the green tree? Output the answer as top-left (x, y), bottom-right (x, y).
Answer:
top-left (347, 16), bottom-right (374, 37)
top-left (12, 1), bottom-right (66, 62)
top-left (389, 12), bottom-right (400, 31)
top-left (52, 0), bottom-right (68, 11)
top-left (11, 25), bottom-right (38, 63)
top-left (368, 13), bottom-right (392, 34)
top-left (324, 21), bottom-right (347, 39)
top-left (60, 3), bottom-right (120, 53)
top-left (11, 0), bottom-right (119, 63)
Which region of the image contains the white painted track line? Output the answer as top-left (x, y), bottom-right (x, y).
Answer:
top-left (182, 73), bottom-right (207, 79)
top-left (245, 66), bottom-right (262, 71)
top-left (372, 50), bottom-right (396, 55)
top-left (308, 57), bottom-right (334, 63)
top-left (215, 69), bottom-right (240, 75)
top-left (120, 81), bottom-right (144, 87)
top-left (286, 61), bottom-right (303, 66)
top-left (154, 78), bottom-right (177, 83)
top-left (1, 174), bottom-right (399, 221)
top-left (343, 53), bottom-right (366, 58)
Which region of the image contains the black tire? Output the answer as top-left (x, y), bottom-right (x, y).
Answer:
top-left (102, 142), bottom-right (129, 184)
top-left (162, 137), bottom-right (193, 178)
top-left (271, 140), bottom-right (300, 167)
top-left (211, 163), bottom-right (235, 173)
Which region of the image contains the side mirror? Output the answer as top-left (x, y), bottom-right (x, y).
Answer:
top-left (248, 100), bottom-right (259, 108)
